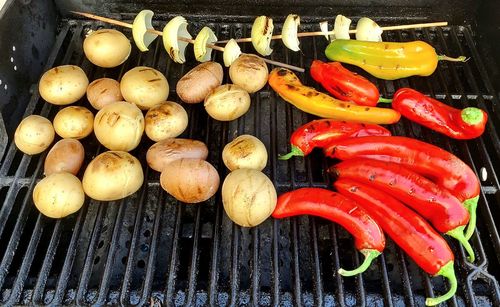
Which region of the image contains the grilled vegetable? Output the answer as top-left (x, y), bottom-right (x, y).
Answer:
top-left (53, 106), bottom-right (94, 139)
top-left (310, 60), bottom-right (391, 106)
top-left (325, 39), bottom-right (467, 80)
top-left (83, 29), bottom-right (131, 68)
top-left (86, 78), bottom-right (123, 110)
top-left (282, 14), bottom-right (300, 51)
top-left (222, 169), bottom-right (277, 227)
top-left (229, 54), bottom-right (268, 93)
top-left (392, 88), bottom-right (487, 139)
top-left (44, 139), bottom-right (85, 176)
top-left (14, 115), bottom-right (55, 155)
top-left (82, 151), bottom-right (144, 201)
top-left (325, 136), bottom-right (480, 240)
top-left (132, 10), bottom-right (158, 52)
top-left (145, 101), bottom-right (188, 142)
top-left (333, 15), bottom-right (351, 40)
top-left (160, 158), bottom-right (220, 204)
top-left (176, 61), bottom-right (223, 104)
top-left (222, 134), bottom-right (268, 171)
top-left (268, 68), bottom-right (401, 124)
top-left (273, 188), bottom-right (385, 276)
top-left (355, 17), bottom-right (382, 42)
top-left (194, 27), bottom-right (217, 62)
top-left (223, 39), bottom-right (242, 67)
top-left (204, 84), bottom-right (251, 121)
top-left (39, 65), bottom-right (89, 105)
top-left (251, 16), bottom-right (273, 56)
top-left (279, 119), bottom-right (391, 160)
top-left (335, 179), bottom-right (457, 306)
top-left (146, 138), bottom-right (208, 172)
top-left (120, 66), bottom-right (169, 110)
top-left (162, 16), bottom-right (191, 64)
top-left (330, 158), bottom-right (474, 261)
top-left (33, 172), bottom-right (85, 218)
top-left (94, 101), bottom-right (144, 151)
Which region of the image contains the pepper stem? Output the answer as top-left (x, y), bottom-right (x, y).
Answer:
top-left (437, 55), bottom-right (469, 62)
top-left (425, 261), bottom-right (457, 306)
top-left (463, 196), bottom-right (479, 240)
top-left (278, 145), bottom-right (304, 160)
top-left (461, 107), bottom-right (484, 126)
top-left (338, 249), bottom-right (380, 277)
top-left (377, 97), bottom-right (393, 104)
top-left (446, 226), bottom-right (475, 262)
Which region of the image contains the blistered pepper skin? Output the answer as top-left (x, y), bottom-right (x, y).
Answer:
top-left (325, 40), bottom-right (439, 80)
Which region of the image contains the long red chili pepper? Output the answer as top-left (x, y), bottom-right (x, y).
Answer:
top-left (330, 158), bottom-right (474, 261)
top-left (310, 60), bottom-right (392, 106)
top-left (334, 179), bottom-right (457, 306)
top-left (392, 88), bottom-right (488, 139)
top-left (272, 188), bottom-right (385, 276)
top-left (279, 119), bottom-right (391, 160)
top-left (324, 136), bottom-right (480, 240)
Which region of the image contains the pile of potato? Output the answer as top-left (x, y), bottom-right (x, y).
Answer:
top-left (14, 28), bottom-right (276, 228)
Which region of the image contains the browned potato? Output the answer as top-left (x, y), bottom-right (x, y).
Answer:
top-left (146, 138), bottom-right (208, 172)
top-left (229, 54), bottom-right (268, 93)
top-left (44, 139), bottom-right (85, 176)
top-left (39, 65), bottom-right (89, 105)
top-left (14, 115), bottom-right (55, 155)
top-left (145, 101), bottom-right (188, 141)
top-left (120, 66), bottom-right (169, 110)
top-left (83, 29), bottom-right (131, 68)
top-left (160, 158), bottom-right (219, 203)
top-left (176, 62), bottom-right (223, 104)
top-left (86, 78), bottom-right (123, 110)
top-left (53, 106), bottom-right (94, 139)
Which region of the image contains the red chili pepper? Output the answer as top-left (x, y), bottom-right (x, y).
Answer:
top-left (330, 158), bottom-right (474, 261)
top-left (392, 88), bottom-right (488, 139)
top-left (334, 179), bottom-right (457, 306)
top-left (278, 119), bottom-right (391, 160)
top-left (272, 187), bottom-right (385, 276)
top-left (310, 60), bottom-right (392, 106)
top-left (324, 136), bottom-right (480, 240)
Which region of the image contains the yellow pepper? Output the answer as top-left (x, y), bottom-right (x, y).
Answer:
top-left (325, 40), bottom-right (467, 80)
top-left (268, 68), bottom-right (401, 124)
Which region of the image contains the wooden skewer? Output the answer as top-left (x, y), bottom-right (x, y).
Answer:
top-left (71, 11), bottom-right (305, 73)
top-left (215, 21), bottom-right (449, 44)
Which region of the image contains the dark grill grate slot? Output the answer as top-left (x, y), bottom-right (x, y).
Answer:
top-left (0, 17), bottom-right (499, 306)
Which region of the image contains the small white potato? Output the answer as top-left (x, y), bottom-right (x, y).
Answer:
top-left (39, 65), bottom-right (89, 105)
top-left (94, 101), bottom-right (144, 151)
top-left (14, 115), bottom-right (55, 155)
top-left (229, 54), bottom-right (269, 93)
top-left (83, 29), bottom-right (131, 68)
top-left (145, 101), bottom-right (188, 141)
top-left (160, 158), bottom-right (220, 204)
top-left (53, 106), bottom-right (94, 139)
top-left (222, 169), bottom-right (277, 227)
top-left (44, 139), bottom-right (85, 176)
top-left (86, 78), bottom-right (123, 110)
top-left (33, 172), bottom-right (85, 218)
top-left (82, 151), bottom-right (144, 201)
top-left (120, 66), bottom-right (169, 110)
top-left (176, 62), bottom-right (223, 104)
top-left (204, 84), bottom-right (251, 121)
top-left (222, 134), bottom-right (267, 171)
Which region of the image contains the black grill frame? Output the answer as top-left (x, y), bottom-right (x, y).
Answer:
top-left (0, 14), bottom-right (499, 306)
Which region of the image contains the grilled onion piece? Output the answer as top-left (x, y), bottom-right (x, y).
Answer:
top-left (334, 15), bottom-right (352, 40)
top-left (223, 39), bottom-right (242, 67)
top-left (356, 17), bottom-right (383, 42)
top-left (132, 10), bottom-right (158, 52)
top-left (282, 14), bottom-right (300, 51)
top-left (162, 16), bottom-right (192, 63)
top-left (251, 16), bottom-right (274, 56)
top-left (194, 27), bottom-right (217, 62)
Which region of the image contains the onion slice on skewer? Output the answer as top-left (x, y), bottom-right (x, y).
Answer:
top-left (162, 16), bottom-right (192, 63)
top-left (251, 16), bottom-right (274, 56)
top-left (194, 27), bottom-right (217, 62)
top-left (223, 39), bottom-right (242, 67)
top-left (356, 17), bottom-right (383, 42)
top-left (319, 21), bottom-right (330, 40)
top-left (282, 14), bottom-right (300, 51)
top-left (333, 15), bottom-right (351, 40)
top-left (132, 10), bottom-right (158, 51)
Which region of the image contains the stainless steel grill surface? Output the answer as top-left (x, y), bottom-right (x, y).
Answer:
top-left (0, 16), bottom-right (499, 306)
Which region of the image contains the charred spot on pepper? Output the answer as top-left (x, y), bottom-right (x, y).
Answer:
top-left (369, 174), bottom-right (376, 181)
top-left (277, 69), bottom-right (288, 76)
top-left (365, 107), bottom-right (370, 111)
top-left (286, 84), bottom-right (298, 91)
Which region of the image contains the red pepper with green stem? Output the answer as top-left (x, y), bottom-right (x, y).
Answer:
top-left (392, 88), bottom-right (488, 139)
top-left (279, 119), bottom-right (391, 160)
top-left (324, 136), bottom-right (480, 240)
top-left (310, 60), bottom-right (392, 106)
top-left (334, 179), bottom-right (457, 306)
top-left (329, 158), bottom-right (474, 261)
top-left (272, 188), bottom-right (385, 276)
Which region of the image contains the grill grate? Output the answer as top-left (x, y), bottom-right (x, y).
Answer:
top-left (0, 16), bottom-right (499, 306)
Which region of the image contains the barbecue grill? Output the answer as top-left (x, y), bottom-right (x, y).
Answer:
top-left (0, 0), bottom-right (499, 306)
